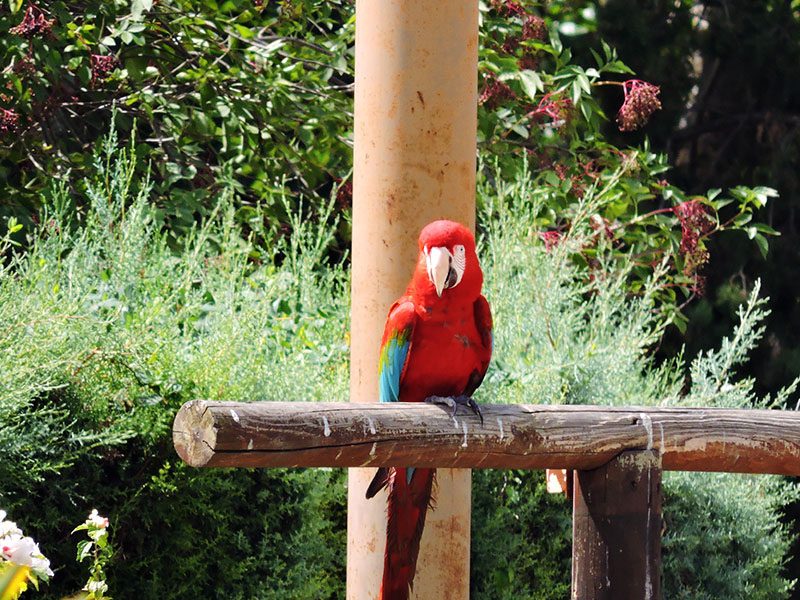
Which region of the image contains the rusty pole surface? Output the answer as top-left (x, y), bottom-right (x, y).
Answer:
top-left (348, 1), bottom-right (479, 598)
top-left (572, 450), bottom-right (663, 600)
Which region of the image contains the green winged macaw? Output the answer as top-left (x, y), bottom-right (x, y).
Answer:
top-left (366, 220), bottom-right (493, 600)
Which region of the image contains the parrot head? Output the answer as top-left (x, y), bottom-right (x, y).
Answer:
top-left (415, 220), bottom-right (483, 301)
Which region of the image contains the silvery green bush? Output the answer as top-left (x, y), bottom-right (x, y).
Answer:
top-left (472, 170), bottom-right (797, 598)
top-left (0, 134), bottom-right (795, 598)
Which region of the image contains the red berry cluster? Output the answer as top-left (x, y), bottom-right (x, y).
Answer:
top-left (490, 2), bottom-right (548, 71)
top-left (334, 176), bottom-right (353, 210)
top-left (673, 200), bottom-right (714, 292)
top-left (522, 15), bottom-right (547, 41)
top-left (490, 0), bottom-right (526, 16)
top-left (9, 4), bottom-right (54, 39)
top-left (90, 54), bottom-right (119, 86)
top-left (538, 229), bottom-right (563, 251)
top-left (0, 109), bottom-right (20, 135)
top-left (616, 79), bottom-right (662, 132)
top-left (479, 72), bottom-right (516, 110)
top-left (673, 200), bottom-right (713, 256)
top-left (12, 55), bottom-right (36, 77)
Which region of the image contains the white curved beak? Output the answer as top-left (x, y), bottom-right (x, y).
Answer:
top-left (426, 246), bottom-right (450, 298)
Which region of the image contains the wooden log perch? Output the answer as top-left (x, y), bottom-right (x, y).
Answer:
top-left (172, 401), bottom-right (800, 475)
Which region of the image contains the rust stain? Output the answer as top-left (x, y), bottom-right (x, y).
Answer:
top-left (416, 90), bottom-right (425, 107)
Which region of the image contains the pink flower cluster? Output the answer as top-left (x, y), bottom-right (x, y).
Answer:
top-left (479, 72), bottom-right (516, 110)
top-left (538, 230), bottom-right (563, 251)
top-left (0, 109), bottom-right (20, 135)
top-left (9, 4), bottom-right (54, 39)
top-left (617, 80), bottom-right (662, 132)
top-left (0, 510), bottom-right (53, 580)
top-left (90, 54), bottom-right (119, 86)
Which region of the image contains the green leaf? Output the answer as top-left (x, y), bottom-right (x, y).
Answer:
top-left (753, 223), bottom-right (779, 236)
top-left (571, 80), bottom-right (581, 104)
top-left (131, 0), bottom-right (153, 19)
top-left (216, 102), bottom-right (231, 118)
top-left (77, 540), bottom-right (93, 562)
top-left (754, 233), bottom-right (769, 258)
top-left (125, 57), bottom-right (148, 80)
top-left (577, 73), bottom-right (591, 94)
top-left (517, 70), bottom-right (541, 101)
top-left (753, 186), bottom-right (779, 206)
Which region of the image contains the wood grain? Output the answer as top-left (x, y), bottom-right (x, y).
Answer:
top-left (572, 450), bottom-right (662, 599)
top-left (172, 400), bottom-right (800, 475)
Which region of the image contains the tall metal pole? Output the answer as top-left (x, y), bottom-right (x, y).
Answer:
top-left (348, 1), bottom-right (479, 598)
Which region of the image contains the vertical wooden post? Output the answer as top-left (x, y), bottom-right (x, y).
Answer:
top-left (348, 1), bottom-right (479, 599)
top-left (572, 450), bottom-right (663, 600)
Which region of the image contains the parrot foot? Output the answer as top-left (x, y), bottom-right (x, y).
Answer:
top-left (425, 395), bottom-right (484, 426)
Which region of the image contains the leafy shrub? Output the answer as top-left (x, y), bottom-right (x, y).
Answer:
top-left (1, 134), bottom-right (796, 598)
top-left (473, 178), bottom-right (797, 597)
top-left (0, 0), bottom-right (355, 234)
top-left (0, 131), bottom-right (349, 599)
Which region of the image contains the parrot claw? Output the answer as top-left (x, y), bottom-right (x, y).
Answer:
top-left (425, 395), bottom-right (484, 426)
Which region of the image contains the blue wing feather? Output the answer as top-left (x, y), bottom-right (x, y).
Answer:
top-left (378, 301), bottom-right (416, 403)
top-left (379, 334), bottom-right (410, 403)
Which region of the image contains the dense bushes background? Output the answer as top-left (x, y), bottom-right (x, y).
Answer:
top-left (1, 136), bottom-right (796, 598)
top-left (3, 0), bottom-right (800, 597)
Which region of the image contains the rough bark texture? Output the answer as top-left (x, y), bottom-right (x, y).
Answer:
top-left (173, 401), bottom-right (800, 475)
top-left (572, 450), bottom-right (662, 600)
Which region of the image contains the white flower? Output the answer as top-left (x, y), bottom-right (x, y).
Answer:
top-left (87, 509), bottom-right (109, 529)
top-left (85, 580), bottom-right (108, 593)
top-left (0, 510), bottom-right (22, 538)
top-left (1, 533), bottom-right (53, 577)
top-left (0, 520), bottom-right (21, 538)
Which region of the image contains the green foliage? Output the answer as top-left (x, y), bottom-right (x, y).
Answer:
top-left (471, 179), bottom-right (797, 597)
top-left (1, 0), bottom-right (772, 305)
top-left (2, 136), bottom-right (795, 598)
top-left (1, 0), bottom-right (797, 594)
top-left (477, 1), bottom-right (776, 331)
top-left (471, 470), bottom-right (571, 599)
top-left (0, 132), bottom-right (349, 598)
top-left (0, 0), bottom-right (355, 235)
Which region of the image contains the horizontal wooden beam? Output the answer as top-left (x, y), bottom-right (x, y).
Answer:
top-left (172, 401), bottom-right (800, 475)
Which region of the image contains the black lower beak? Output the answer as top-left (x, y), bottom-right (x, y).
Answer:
top-left (445, 267), bottom-right (458, 290)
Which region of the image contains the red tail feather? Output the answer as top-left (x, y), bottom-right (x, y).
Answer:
top-left (379, 467), bottom-right (435, 600)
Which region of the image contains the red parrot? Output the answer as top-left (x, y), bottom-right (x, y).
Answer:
top-left (366, 219), bottom-right (493, 600)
